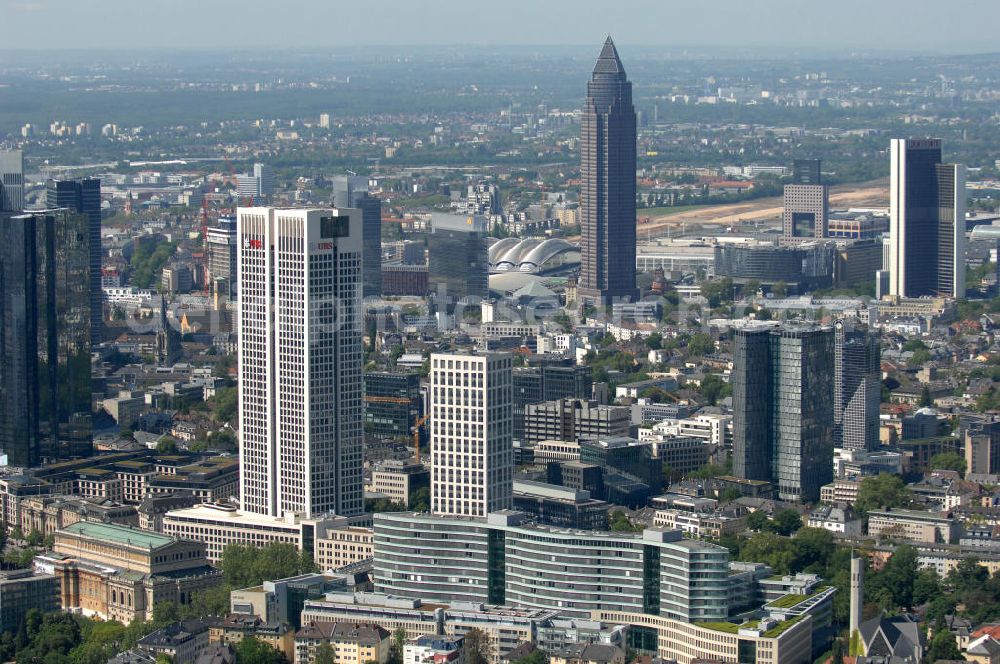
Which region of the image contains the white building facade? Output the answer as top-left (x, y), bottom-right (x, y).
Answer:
top-left (430, 352), bottom-right (513, 517)
top-left (238, 207), bottom-right (364, 518)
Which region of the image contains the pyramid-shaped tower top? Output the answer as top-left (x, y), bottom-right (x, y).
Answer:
top-left (593, 36), bottom-right (626, 77)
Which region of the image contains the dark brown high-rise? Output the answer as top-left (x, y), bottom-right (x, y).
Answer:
top-left (578, 37), bottom-right (638, 305)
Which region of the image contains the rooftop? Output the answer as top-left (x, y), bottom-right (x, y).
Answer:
top-left (62, 521), bottom-right (176, 549)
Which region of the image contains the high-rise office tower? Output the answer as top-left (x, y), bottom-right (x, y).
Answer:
top-left (782, 158), bottom-right (828, 241)
top-left (888, 139), bottom-right (966, 298)
top-left (512, 356), bottom-right (593, 441)
top-left (733, 324), bottom-right (834, 502)
top-left (236, 163), bottom-right (275, 200)
top-left (333, 176), bottom-right (382, 298)
top-left (578, 37), bottom-right (638, 305)
top-left (237, 207), bottom-right (363, 518)
top-left (834, 319), bottom-right (881, 452)
top-left (428, 214), bottom-right (488, 311)
top-left (0, 150), bottom-right (24, 211)
top-left (965, 420), bottom-right (1000, 475)
top-left (46, 178), bottom-right (102, 344)
top-left (430, 352), bottom-right (513, 517)
top-left (0, 210), bottom-right (92, 465)
top-left (206, 214), bottom-right (238, 298)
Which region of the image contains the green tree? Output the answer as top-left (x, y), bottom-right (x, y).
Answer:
top-left (687, 333), bottom-right (715, 358)
top-left (234, 636), bottom-right (285, 664)
top-left (156, 437), bottom-right (180, 455)
top-left (927, 618), bottom-right (963, 663)
top-left (738, 532), bottom-right (798, 574)
top-left (220, 542), bottom-right (316, 589)
top-left (719, 487), bottom-right (742, 503)
top-left (912, 567), bottom-right (942, 606)
top-left (645, 333), bottom-right (663, 350)
top-left (179, 585), bottom-right (230, 619)
top-left (314, 642), bottom-right (335, 664)
top-left (771, 281), bottom-right (788, 298)
top-left (513, 651), bottom-right (548, 664)
top-left (410, 487), bottom-right (431, 513)
top-left (929, 452), bottom-right (966, 476)
top-left (746, 510), bottom-right (770, 532)
top-left (869, 544), bottom-right (918, 609)
top-left (947, 557), bottom-right (989, 594)
top-left (791, 527), bottom-right (835, 571)
top-left (26, 529), bottom-right (42, 547)
top-left (388, 627), bottom-right (406, 664)
top-left (5, 547), bottom-right (37, 569)
top-left (700, 278), bottom-right (734, 308)
top-left (855, 474), bottom-right (910, 515)
top-left (213, 387), bottom-right (238, 423)
top-left (771, 509), bottom-right (803, 536)
top-left (609, 511), bottom-right (642, 533)
top-left (153, 601), bottom-right (180, 627)
top-left (912, 349), bottom-right (933, 368)
top-left (699, 374), bottom-right (731, 406)
top-left (830, 637), bottom-right (845, 664)
top-left (462, 628), bottom-right (492, 664)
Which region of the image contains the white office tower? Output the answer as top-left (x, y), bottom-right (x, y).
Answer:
top-left (430, 352), bottom-right (514, 517)
top-left (888, 138), bottom-right (966, 298)
top-left (238, 207), bottom-right (364, 518)
top-left (0, 150), bottom-right (24, 211)
top-left (236, 163), bottom-right (276, 199)
top-left (254, 163), bottom-right (275, 195)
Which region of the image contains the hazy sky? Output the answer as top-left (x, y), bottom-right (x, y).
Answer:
top-left (1, 0), bottom-right (998, 54)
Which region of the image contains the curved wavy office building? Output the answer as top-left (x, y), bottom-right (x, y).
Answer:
top-left (373, 511), bottom-right (730, 621)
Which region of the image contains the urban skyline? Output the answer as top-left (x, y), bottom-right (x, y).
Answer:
top-left (0, 24), bottom-right (996, 664)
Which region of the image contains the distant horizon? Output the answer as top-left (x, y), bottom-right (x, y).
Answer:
top-left (1, 0), bottom-right (998, 54)
top-left (0, 43), bottom-right (997, 60)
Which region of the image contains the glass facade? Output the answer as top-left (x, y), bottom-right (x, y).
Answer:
top-left (734, 325), bottom-right (834, 502)
top-left (642, 546), bottom-right (661, 614)
top-left (0, 211), bottom-right (92, 466)
top-left (513, 359), bottom-right (593, 440)
top-left (364, 372), bottom-right (421, 440)
top-left (428, 225), bottom-right (488, 311)
top-left (46, 178), bottom-right (102, 344)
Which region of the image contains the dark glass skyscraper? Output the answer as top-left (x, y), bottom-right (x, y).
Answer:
top-left (578, 37), bottom-right (638, 305)
top-left (333, 176), bottom-right (382, 299)
top-left (428, 214), bottom-right (488, 312)
top-left (733, 324), bottom-right (834, 502)
top-left (888, 139), bottom-right (965, 298)
top-left (0, 210), bottom-right (92, 466)
top-left (834, 318), bottom-right (881, 452)
top-left (46, 179), bottom-right (102, 344)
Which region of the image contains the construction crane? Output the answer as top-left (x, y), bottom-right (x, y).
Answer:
top-left (412, 414), bottom-right (428, 462)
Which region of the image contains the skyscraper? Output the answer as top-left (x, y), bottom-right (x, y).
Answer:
top-left (430, 352), bottom-right (513, 518)
top-left (237, 207), bottom-right (363, 518)
top-left (0, 151), bottom-right (24, 211)
top-left (0, 210), bottom-right (92, 465)
top-left (333, 176), bottom-right (382, 298)
top-left (236, 163), bottom-right (275, 200)
top-left (428, 214), bottom-right (488, 311)
top-left (578, 37), bottom-right (638, 305)
top-left (782, 158), bottom-right (828, 241)
top-left (733, 324), bottom-right (834, 502)
top-left (834, 318), bottom-right (881, 452)
top-left (46, 178), bottom-right (102, 344)
top-left (888, 138), bottom-right (966, 298)
top-left (206, 214), bottom-right (238, 299)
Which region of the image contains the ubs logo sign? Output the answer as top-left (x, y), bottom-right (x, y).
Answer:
top-left (317, 242), bottom-right (333, 250)
top-left (243, 237), bottom-right (263, 250)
